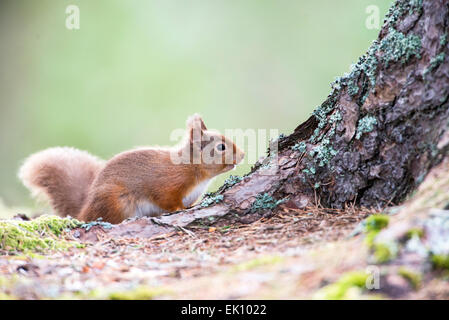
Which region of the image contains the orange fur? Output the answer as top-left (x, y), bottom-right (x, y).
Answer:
top-left (19, 114), bottom-right (245, 223)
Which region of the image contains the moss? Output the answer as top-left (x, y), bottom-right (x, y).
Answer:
top-left (108, 286), bottom-right (171, 300)
top-left (230, 256), bottom-right (284, 272)
top-left (405, 228), bottom-right (424, 240)
top-left (364, 214), bottom-right (389, 233)
top-left (372, 242), bottom-right (396, 263)
top-left (19, 214), bottom-right (81, 236)
top-left (314, 271), bottom-right (370, 300)
top-left (250, 193), bottom-right (286, 213)
top-left (379, 28), bottom-right (422, 68)
top-left (356, 115), bottom-right (378, 139)
top-left (362, 214), bottom-right (395, 263)
top-left (200, 194), bottom-right (224, 207)
top-left (430, 254), bottom-right (449, 270)
top-left (398, 267), bottom-right (422, 289)
top-left (0, 215), bottom-right (83, 253)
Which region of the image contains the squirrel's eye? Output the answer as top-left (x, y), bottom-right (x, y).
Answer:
top-left (216, 144), bottom-right (226, 151)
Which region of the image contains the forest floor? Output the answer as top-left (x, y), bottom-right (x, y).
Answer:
top-left (2, 159), bottom-right (449, 299)
top-left (1, 201), bottom-right (448, 300)
top-left (0, 206), bottom-right (372, 299)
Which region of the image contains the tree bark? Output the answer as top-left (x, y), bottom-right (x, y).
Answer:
top-left (75, 0), bottom-right (449, 239)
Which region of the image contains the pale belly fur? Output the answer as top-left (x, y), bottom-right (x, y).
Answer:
top-left (133, 179), bottom-right (211, 217)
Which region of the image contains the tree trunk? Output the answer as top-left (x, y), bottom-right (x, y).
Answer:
top-left (76, 0), bottom-right (449, 239)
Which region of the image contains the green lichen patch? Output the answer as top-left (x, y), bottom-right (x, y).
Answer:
top-left (0, 215), bottom-right (83, 253)
top-left (302, 108), bottom-right (341, 178)
top-left (81, 218), bottom-right (113, 232)
top-left (356, 115), bottom-right (378, 139)
top-left (222, 175), bottom-right (243, 188)
top-left (291, 141), bottom-right (307, 153)
top-left (250, 193), bottom-right (286, 213)
top-left (385, 0), bottom-right (423, 27)
top-left (309, 138), bottom-right (338, 167)
top-left (330, 0), bottom-right (422, 105)
top-left (200, 194), bottom-right (224, 207)
top-left (440, 33), bottom-right (447, 46)
top-left (343, 41), bottom-right (380, 100)
top-left (398, 267), bottom-right (422, 289)
top-left (424, 53), bottom-right (445, 76)
top-left (313, 271), bottom-right (371, 300)
top-left (379, 28), bottom-right (422, 68)
top-left (302, 166), bottom-right (316, 176)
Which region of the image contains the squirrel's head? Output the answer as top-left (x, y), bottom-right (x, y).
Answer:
top-left (182, 114), bottom-right (245, 177)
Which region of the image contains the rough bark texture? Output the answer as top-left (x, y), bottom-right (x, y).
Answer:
top-left (76, 0), bottom-right (449, 240)
top-left (282, 0), bottom-right (449, 209)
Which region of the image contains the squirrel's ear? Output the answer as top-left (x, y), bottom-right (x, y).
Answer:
top-left (186, 114), bottom-right (207, 145)
top-left (186, 113), bottom-right (207, 132)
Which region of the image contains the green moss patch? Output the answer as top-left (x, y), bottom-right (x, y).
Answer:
top-left (0, 215), bottom-right (83, 253)
top-left (364, 214), bottom-right (389, 234)
top-left (405, 228), bottom-right (424, 240)
top-left (372, 242), bottom-right (396, 263)
top-left (314, 271), bottom-right (371, 300)
top-left (362, 214), bottom-right (396, 263)
top-left (430, 254), bottom-right (449, 271)
top-left (398, 267), bottom-right (422, 289)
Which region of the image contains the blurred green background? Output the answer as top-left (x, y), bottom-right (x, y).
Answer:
top-left (0, 0), bottom-right (392, 214)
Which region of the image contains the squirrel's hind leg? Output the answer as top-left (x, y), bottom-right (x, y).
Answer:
top-left (78, 185), bottom-right (129, 224)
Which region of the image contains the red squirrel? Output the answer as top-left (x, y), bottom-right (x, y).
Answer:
top-left (19, 114), bottom-right (245, 224)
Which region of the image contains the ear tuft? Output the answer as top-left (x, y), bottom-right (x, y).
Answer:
top-left (186, 113), bottom-right (207, 131)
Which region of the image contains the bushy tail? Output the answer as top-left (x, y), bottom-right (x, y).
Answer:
top-left (18, 147), bottom-right (105, 218)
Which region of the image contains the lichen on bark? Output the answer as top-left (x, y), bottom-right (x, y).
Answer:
top-left (282, 0), bottom-right (449, 209)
